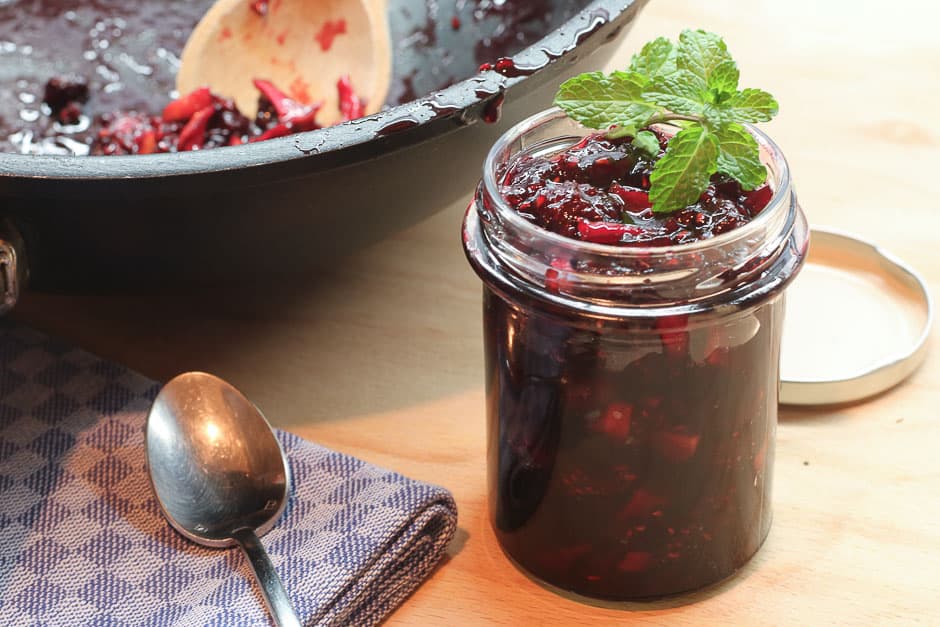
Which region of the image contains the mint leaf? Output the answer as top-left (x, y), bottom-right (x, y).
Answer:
top-left (715, 124), bottom-right (766, 190)
top-left (554, 71), bottom-right (659, 135)
top-left (632, 130), bottom-right (661, 157)
top-left (643, 70), bottom-right (707, 117)
top-left (629, 37), bottom-right (676, 78)
top-left (728, 88), bottom-right (778, 122)
top-left (649, 125), bottom-right (719, 213)
top-left (702, 103), bottom-right (730, 129)
top-left (677, 29), bottom-right (732, 85)
top-left (707, 60), bottom-right (739, 98)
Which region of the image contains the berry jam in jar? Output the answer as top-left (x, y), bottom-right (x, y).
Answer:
top-left (462, 109), bottom-right (809, 600)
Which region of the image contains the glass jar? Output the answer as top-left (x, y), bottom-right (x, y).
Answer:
top-left (462, 109), bottom-right (809, 600)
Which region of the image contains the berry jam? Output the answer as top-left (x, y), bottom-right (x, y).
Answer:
top-left (482, 291), bottom-right (780, 599)
top-left (464, 110), bottom-right (809, 600)
top-left (500, 132), bottom-right (774, 245)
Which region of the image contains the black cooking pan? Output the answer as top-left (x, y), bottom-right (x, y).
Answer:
top-left (0, 0), bottom-right (646, 298)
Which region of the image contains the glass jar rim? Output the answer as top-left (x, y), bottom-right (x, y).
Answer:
top-left (481, 107), bottom-right (793, 257)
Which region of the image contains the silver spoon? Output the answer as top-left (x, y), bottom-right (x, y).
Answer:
top-left (146, 372), bottom-right (300, 627)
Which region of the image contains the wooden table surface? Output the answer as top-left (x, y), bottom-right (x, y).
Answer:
top-left (12, 0), bottom-right (940, 623)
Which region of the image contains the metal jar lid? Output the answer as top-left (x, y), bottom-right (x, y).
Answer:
top-left (780, 227), bottom-right (933, 405)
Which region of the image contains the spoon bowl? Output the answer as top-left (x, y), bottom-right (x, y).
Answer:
top-left (146, 371), bottom-right (299, 627)
top-left (177, 0), bottom-right (390, 124)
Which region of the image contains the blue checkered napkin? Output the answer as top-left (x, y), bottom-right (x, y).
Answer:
top-left (0, 322), bottom-right (458, 626)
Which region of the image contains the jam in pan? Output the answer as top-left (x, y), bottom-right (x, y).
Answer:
top-left (0, 0), bottom-right (589, 155)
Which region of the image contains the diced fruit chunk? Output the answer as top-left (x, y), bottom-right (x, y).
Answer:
top-left (744, 184), bottom-right (773, 215)
top-left (578, 220), bottom-right (643, 244)
top-left (591, 403), bottom-right (633, 440)
top-left (609, 183), bottom-right (651, 210)
top-left (338, 74), bottom-right (365, 121)
top-left (655, 314), bottom-right (689, 358)
top-left (617, 551), bottom-right (653, 573)
top-left (162, 87), bottom-right (214, 122)
top-left (177, 105), bottom-right (216, 151)
top-left (618, 488), bottom-right (667, 519)
top-left (652, 430), bottom-right (701, 462)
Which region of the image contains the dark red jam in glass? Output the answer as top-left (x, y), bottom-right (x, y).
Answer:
top-left (462, 109), bottom-right (809, 600)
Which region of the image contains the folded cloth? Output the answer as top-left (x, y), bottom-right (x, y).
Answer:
top-left (0, 322), bottom-right (458, 626)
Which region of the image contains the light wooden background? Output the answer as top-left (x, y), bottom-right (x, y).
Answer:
top-left (13, 0), bottom-right (940, 623)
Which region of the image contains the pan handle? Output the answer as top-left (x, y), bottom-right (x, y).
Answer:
top-left (0, 218), bottom-right (27, 314)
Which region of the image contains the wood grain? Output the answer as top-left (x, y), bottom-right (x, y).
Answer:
top-left (12, 0), bottom-right (940, 623)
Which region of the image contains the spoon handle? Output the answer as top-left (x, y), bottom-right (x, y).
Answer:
top-left (234, 528), bottom-right (302, 627)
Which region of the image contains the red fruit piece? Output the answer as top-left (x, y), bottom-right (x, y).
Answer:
top-left (544, 267), bottom-right (561, 293)
top-left (652, 429), bottom-right (701, 462)
top-left (609, 183), bottom-right (651, 211)
top-left (253, 78), bottom-right (296, 117)
top-left (252, 78), bottom-right (321, 130)
top-left (288, 104), bottom-right (322, 132)
top-left (337, 75), bottom-right (365, 121)
top-left (592, 403), bottom-right (633, 440)
top-left (577, 220), bottom-right (643, 244)
top-left (250, 122), bottom-right (291, 142)
top-left (162, 87), bottom-right (213, 122)
top-left (543, 257), bottom-right (571, 293)
top-left (655, 314), bottom-right (689, 358)
top-left (618, 488), bottom-right (666, 519)
top-left (177, 105), bottom-right (216, 151)
top-left (136, 130), bottom-right (157, 154)
top-left (617, 551), bottom-right (653, 573)
top-left (744, 184), bottom-right (773, 215)
top-left (94, 113), bottom-right (156, 155)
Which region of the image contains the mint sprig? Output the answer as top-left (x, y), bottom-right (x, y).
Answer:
top-left (553, 29), bottom-right (779, 213)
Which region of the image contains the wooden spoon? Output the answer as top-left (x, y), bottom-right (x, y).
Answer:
top-left (177, 0), bottom-right (390, 125)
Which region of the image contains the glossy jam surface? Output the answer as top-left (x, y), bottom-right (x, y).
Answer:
top-left (485, 291), bottom-right (778, 599)
top-left (500, 132), bottom-right (774, 246)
